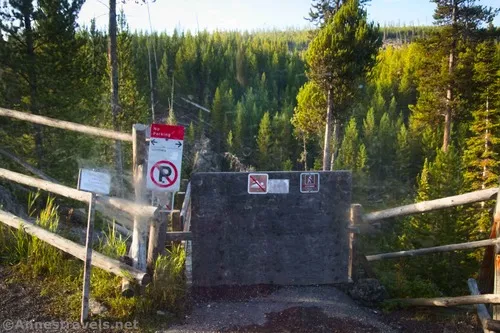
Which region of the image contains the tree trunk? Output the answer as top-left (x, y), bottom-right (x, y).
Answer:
top-left (330, 119), bottom-right (340, 170)
top-left (322, 87), bottom-right (333, 171)
top-left (109, 0), bottom-right (124, 197)
top-left (442, 1), bottom-right (457, 153)
top-left (24, 8), bottom-right (43, 168)
top-left (303, 136), bottom-right (308, 171)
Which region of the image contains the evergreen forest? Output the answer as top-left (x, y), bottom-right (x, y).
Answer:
top-left (1, 0), bottom-right (500, 298)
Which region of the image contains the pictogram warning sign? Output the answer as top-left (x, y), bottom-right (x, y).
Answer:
top-left (146, 124), bottom-right (184, 192)
top-left (300, 173), bottom-right (320, 193)
top-left (248, 173), bottom-right (268, 194)
top-left (150, 160), bottom-right (178, 188)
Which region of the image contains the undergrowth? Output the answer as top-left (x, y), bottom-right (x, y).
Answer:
top-left (0, 192), bottom-right (187, 328)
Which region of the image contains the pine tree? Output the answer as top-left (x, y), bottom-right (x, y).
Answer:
top-left (226, 130), bottom-right (234, 153)
top-left (305, 0), bottom-right (381, 170)
top-left (396, 123), bottom-right (411, 182)
top-left (462, 38), bottom-right (500, 239)
top-left (427, 0), bottom-right (497, 152)
top-left (336, 117), bottom-right (359, 169)
top-left (256, 112), bottom-right (272, 170)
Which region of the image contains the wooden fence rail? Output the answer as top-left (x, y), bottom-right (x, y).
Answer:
top-left (0, 107), bottom-right (132, 142)
top-left (364, 188), bottom-right (498, 222)
top-left (0, 209), bottom-right (149, 285)
top-left (0, 168), bottom-right (156, 222)
top-left (391, 294), bottom-right (500, 307)
top-left (366, 238), bottom-right (500, 262)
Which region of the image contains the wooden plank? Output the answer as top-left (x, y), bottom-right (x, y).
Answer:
top-left (0, 107), bottom-right (132, 142)
top-left (366, 238), bottom-right (500, 262)
top-left (390, 294), bottom-right (500, 307)
top-left (468, 278), bottom-right (496, 333)
top-left (348, 204), bottom-right (361, 281)
top-left (80, 193), bottom-right (96, 324)
top-left (130, 124), bottom-right (148, 272)
top-left (0, 209), bottom-right (149, 285)
top-left (147, 211), bottom-right (167, 274)
top-left (365, 188), bottom-right (498, 222)
top-left (164, 231), bottom-right (193, 242)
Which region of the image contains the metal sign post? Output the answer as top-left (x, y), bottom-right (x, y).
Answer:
top-left (77, 168), bottom-right (110, 323)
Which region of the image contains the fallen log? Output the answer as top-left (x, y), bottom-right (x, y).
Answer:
top-left (468, 278), bottom-right (498, 333)
top-left (365, 188), bottom-right (498, 222)
top-left (366, 238), bottom-right (500, 262)
top-left (0, 107), bottom-right (132, 142)
top-left (0, 209), bottom-right (149, 285)
top-left (390, 294), bottom-right (500, 307)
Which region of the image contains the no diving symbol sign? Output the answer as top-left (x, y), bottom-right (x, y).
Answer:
top-left (150, 160), bottom-right (178, 189)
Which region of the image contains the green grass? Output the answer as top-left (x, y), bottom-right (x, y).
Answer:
top-left (0, 192), bottom-right (187, 330)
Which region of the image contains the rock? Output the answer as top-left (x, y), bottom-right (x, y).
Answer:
top-left (89, 298), bottom-right (108, 315)
top-left (0, 185), bottom-right (26, 217)
top-left (348, 278), bottom-right (388, 306)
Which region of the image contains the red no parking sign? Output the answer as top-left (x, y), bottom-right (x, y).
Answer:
top-left (146, 124), bottom-right (184, 192)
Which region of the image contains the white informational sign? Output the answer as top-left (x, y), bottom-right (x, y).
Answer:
top-left (146, 124), bottom-right (185, 192)
top-left (77, 169), bottom-right (111, 195)
top-left (268, 179), bottom-right (289, 194)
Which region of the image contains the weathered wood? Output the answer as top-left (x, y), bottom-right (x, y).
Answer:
top-left (147, 211), bottom-right (167, 274)
top-left (80, 193), bottom-right (96, 324)
top-left (367, 238), bottom-right (500, 262)
top-left (365, 188), bottom-right (498, 222)
top-left (0, 168), bottom-right (155, 223)
top-left (180, 182), bottom-right (191, 231)
top-left (468, 278), bottom-right (496, 333)
top-left (493, 187), bottom-right (500, 320)
top-left (391, 294), bottom-right (500, 307)
top-left (0, 107), bottom-right (132, 142)
top-left (0, 209), bottom-right (149, 285)
top-left (348, 204), bottom-right (361, 281)
top-left (165, 231), bottom-right (193, 242)
top-left (130, 124), bottom-right (148, 272)
top-left (485, 320), bottom-right (500, 332)
top-left (171, 210), bottom-right (182, 232)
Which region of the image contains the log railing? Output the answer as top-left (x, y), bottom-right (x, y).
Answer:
top-left (0, 107), bottom-right (132, 142)
top-left (352, 186), bottom-right (500, 332)
top-left (0, 208), bottom-right (149, 285)
top-left (364, 187), bottom-right (498, 223)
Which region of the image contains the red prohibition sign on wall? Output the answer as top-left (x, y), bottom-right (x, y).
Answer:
top-left (150, 160), bottom-right (178, 188)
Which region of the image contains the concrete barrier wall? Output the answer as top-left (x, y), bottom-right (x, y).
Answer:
top-left (190, 171), bottom-right (352, 287)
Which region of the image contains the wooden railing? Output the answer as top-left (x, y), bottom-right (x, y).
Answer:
top-left (353, 187), bottom-right (500, 332)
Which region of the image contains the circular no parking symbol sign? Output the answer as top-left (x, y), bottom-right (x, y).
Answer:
top-left (150, 160), bottom-right (178, 189)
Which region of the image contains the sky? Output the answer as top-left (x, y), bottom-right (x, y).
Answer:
top-left (77, 0), bottom-right (500, 33)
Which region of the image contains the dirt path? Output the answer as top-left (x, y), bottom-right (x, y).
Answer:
top-left (165, 286), bottom-right (396, 333)
top-left (165, 285), bottom-right (482, 333)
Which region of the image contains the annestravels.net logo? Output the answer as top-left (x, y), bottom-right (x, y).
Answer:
top-left (2, 319), bottom-right (139, 331)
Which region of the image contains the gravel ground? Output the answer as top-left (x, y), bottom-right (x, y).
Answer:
top-left (165, 286), bottom-right (397, 333)
top-left (0, 264), bottom-right (483, 333)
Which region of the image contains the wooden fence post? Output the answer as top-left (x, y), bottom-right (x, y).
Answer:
top-left (147, 210), bottom-right (167, 274)
top-left (131, 124), bottom-right (148, 271)
top-left (493, 186), bottom-right (500, 320)
top-left (349, 204), bottom-right (362, 281)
